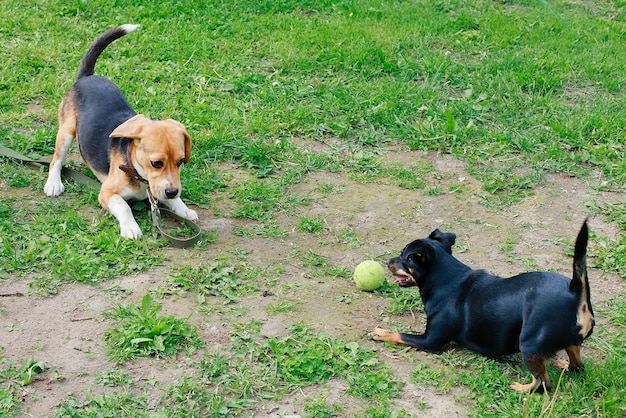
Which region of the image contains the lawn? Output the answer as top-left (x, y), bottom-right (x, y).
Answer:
top-left (1, 0), bottom-right (626, 416)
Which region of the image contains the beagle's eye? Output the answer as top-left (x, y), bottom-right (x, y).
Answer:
top-left (177, 159), bottom-right (184, 167)
top-left (151, 161), bottom-right (164, 169)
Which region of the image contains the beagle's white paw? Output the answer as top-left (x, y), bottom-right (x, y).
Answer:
top-left (120, 221), bottom-right (143, 239)
top-left (162, 198), bottom-right (198, 221)
top-left (182, 207), bottom-right (198, 221)
top-left (44, 177), bottom-right (65, 197)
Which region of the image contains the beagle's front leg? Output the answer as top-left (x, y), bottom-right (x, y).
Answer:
top-left (44, 133), bottom-right (74, 197)
top-left (105, 194), bottom-right (143, 239)
top-left (159, 197), bottom-right (198, 221)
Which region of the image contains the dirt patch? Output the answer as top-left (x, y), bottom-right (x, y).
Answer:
top-left (1, 150), bottom-right (625, 416)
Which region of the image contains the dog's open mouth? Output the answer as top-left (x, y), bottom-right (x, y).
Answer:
top-left (387, 259), bottom-right (417, 287)
top-left (393, 274), bottom-right (416, 286)
top-left (389, 268), bottom-right (416, 286)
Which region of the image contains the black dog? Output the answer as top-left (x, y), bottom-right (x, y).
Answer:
top-left (370, 220), bottom-right (594, 393)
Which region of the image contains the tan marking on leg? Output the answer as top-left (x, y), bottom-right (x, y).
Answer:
top-left (369, 328), bottom-right (407, 345)
top-left (553, 359), bottom-right (570, 370)
top-left (510, 355), bottom-right (551, 393)
top-left (510, 375), bottom-right (538, 393)
top-left (564, 345), bottom-right (584, 372)
top-left (54, 92), bottom-right (78, 158)
top-left (44, 92), bottom-right (78, 197)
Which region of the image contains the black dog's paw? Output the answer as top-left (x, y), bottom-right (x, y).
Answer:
top-left (368, 328), bottom-right (384, 340)
top-left (368, 327), bottom-right (399, 343)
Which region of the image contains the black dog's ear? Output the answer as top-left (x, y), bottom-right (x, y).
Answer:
top-left (429, 229), bottom-right (456, 254)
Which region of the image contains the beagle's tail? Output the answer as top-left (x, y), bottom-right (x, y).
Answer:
top-left (77, 24), bottom-right (139, 79)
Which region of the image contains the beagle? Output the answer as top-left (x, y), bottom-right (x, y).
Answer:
top-left (44, 24), bottom-right (198, 238)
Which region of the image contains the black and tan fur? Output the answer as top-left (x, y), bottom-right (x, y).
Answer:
top-left (371, 220), bottom-right (594, 393)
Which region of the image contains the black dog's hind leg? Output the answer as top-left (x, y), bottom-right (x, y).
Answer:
top-left (554, 345), bottom-right (585, 372)
top-left (510, 354), bottom-right (552, 393)
top-left (370, 328), bottom-right (447, 353)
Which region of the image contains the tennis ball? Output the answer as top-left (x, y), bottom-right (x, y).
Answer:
top-left (353, 260), bottom-right (385, 291)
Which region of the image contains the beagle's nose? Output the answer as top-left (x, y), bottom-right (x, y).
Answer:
top-left (165, 188), bottom-right (179, 199)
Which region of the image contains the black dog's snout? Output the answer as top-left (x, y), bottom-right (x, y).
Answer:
top-left (165, 188), bottom-right (179, 199)
top-left (387, 257), bottom-right (401, 271)
top-left (387, 256), bottom-right (401, 266)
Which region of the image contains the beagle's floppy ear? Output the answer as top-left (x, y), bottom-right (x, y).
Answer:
top-left (183, 130), bottom-right (191, 163)
top-left (164, 119), bottom-right (192, 163)
top-left (109, 114), bottom-right (151, 139)
top-left (110, 115), bottom-right (192, 163)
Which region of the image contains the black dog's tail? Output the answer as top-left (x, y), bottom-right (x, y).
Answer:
top-left (570, 219), bottom-right (594, 337)
top-left (77, 24), bottom-right (139, 80)
top-left (570, 219), bottom-right (589, 294)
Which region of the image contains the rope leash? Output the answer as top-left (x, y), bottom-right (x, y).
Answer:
top-left (0, 144), bottom-right (202, 248)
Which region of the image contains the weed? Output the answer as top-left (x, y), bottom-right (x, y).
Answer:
top-left (411, 363), bottom-right (448, 391)
top-left (334, 227), bottom-right (363, 248)
top-left (303, 250), bottom-right (330, 268)
top-left (604, 295), bottom-right (626, 327)
top-left (382, 286), bottom-right (423, 316)
top-left (302, 396), bottom-right (340, 417)
top-left (266, 300), bottom-right (297, 313)
top-left (0, 357), bottom-right (46, 416)
top-left (316, 266), bottom-right (350, 279)
top-left (55, 391), bottom-right (150, 418)
top-left (592, 201), bottom-right (626, 230)
top-left (160, 376), bottom-right (252, 417)
top-left (180, 163), bottom-right (229, 206)
top-left (102, 294), bottom-right (203, 362)
top-left (424, 185), bottom-right (444, 196)
top-left (167, 261), bottom-right (258, 304)
top-left (94, 367), bottom-right (134, 388)
top-left (368, 162), bottom-right (432, 190)
top-left (229, 177), bottom-right (310, 221)
top-left (315, 182), bottom-right (343, 195)
top-left (297, 215), bottom-right (327, 234)
top-left (0, 357), bottom-right (46, 387)
top-left (184, 322), bottom-right (405, 415)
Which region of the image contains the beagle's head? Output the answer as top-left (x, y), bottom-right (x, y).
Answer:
top-left (110, 114), bottom-right (191, 200)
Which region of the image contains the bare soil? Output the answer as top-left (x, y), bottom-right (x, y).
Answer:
top-left (1, 149), bottom-right (625, 417)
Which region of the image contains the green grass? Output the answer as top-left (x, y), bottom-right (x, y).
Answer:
top-left (2, 0), bottom-right (626, 416)
top-left (56, 323), bottom-right (405, 417)
top-left (166, 260), bottom-right (258, 304)
top-left (0, 186), bottom-right (164, 293)
top-left (0, 357), bottom-right (46, 415)
top-left (588, 200), bottom-right (626, 279)
top-left (102, 294), bottom-right (203, 362)
top-left (197, 323), bottom-right (405, 412)
top-left (4, 1), bottom-right (626, 195)
top-left (297, 215), bottom-right (327, 234)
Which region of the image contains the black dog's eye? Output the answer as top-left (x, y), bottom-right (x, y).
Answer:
top-left (410, 253), bottom-right (425, 265)
top-left (151, 161), bottom-right (164, 169)
top-left (177, 159), bottom-right (184, 167)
